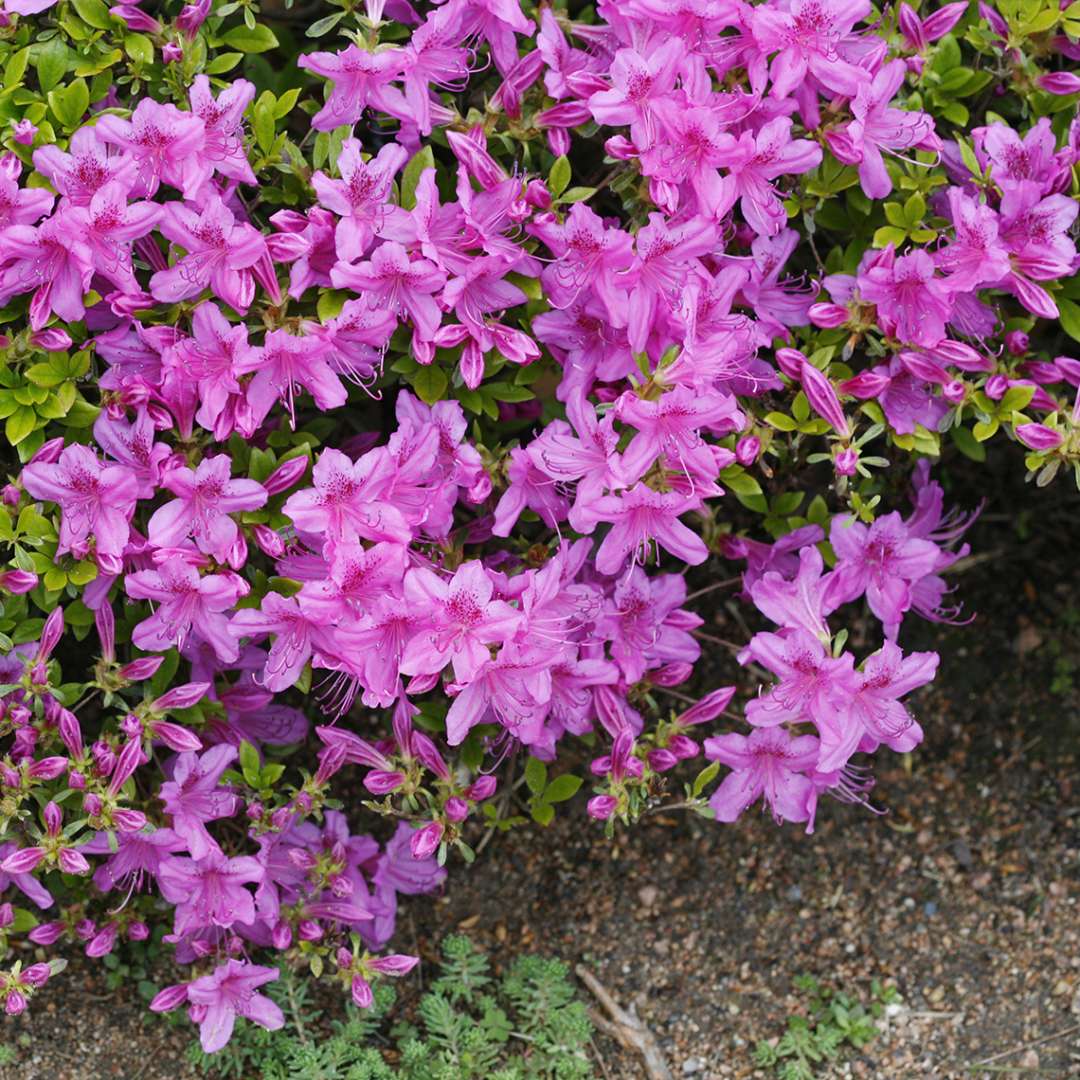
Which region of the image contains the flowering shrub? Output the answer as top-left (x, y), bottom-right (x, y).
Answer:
top-left (0, 0), bottom-right (1076, 1052)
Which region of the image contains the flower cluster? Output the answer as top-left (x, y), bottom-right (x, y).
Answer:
top-left (0, 0), bottom-right (1075, 1053)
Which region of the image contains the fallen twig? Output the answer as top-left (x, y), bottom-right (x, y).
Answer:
top-left (968, 1023), bottom-right (1080, 1069)
top-left (575, 964), bottom-right (674, 1080)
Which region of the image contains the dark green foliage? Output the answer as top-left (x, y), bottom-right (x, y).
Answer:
top-left (753, 975), bottom-right (900, 1080)
top-left (187, 936), bottom-right (594, 1080)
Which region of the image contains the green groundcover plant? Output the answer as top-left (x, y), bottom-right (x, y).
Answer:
top-left (0, 0), bottom-right (1075, 1056)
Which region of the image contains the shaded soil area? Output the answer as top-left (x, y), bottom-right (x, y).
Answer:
top-left (4, 459), bottom-right (1080, 1080)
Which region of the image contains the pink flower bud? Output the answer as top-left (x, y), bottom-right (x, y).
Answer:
top-left (127, 921), bottom-right (149, 941)
top-left (1005, 330), bottom-right (1029, 355)
top-left (465, 774), bottom-right (497, 801)
top-left (646, 748), bottom-right (678, 772)
top-left (115, 807), bottom-right (148, 832)
top-left (444, 796), bottom-right (468, 822)
top-left (29, 922), bottom-right (65, 945)
top-left (162, 42), bottom-right (182, 64)
top-left (149, 984), bottom-right (189, 1012)
top-left (22, 963), bottom-right (51, 987)
top-left (4, 990), bottom-right (26, 1015)
top-left (677, 687), bottom-right (736, 726)
top-left (834, 447), bottom-right (859, 477)
top-left (272, 922), bottom-right (293, 950)
top-left (587, 795), bottom-right (617, 821)
top-left (29, 328), bottom-right (73, 351)
top-left (28, 756), bottom-right (67, 780)
top-left (86, 924), bottom-right (118, 957)
top-left (109, 3), bottom-right (161, 32)
top-left (38, 607), bottom-right (64, 661)
top-left (942, 379), bottom-right (966, 405)
top-left (11, 120), bottom-right (36, 146)
top-left (735, 435), bottom-right (760, 466)
top-left (363, 770), bottom-right (405, 795)
top-left (775, 347), bottom-right (806, 380)
top-left (298, 920), bottom-right (323, 942)
top-left (117, 656), bottom-right (164, 682)
top-left (1038, 72), bottom-right (1080, 95)
top-left (650, 662), bottom-right (693, 687)
top-left (177, 0), bottom-right (211, 35)
top-left (1015, 423), bottom-right (1063, 450)
top-left (58, 847), bottom-right (90, 875)
top-left (351, 974), bottom-right (373, 1008)
top-left (150, 721), bottom-right (203, 752)
top-left (0, 903), bottom-right (12, 928)
top-left (252, 524), bottom-right (285, 558)
top-left (923, 0), bottom-right (968, 39)
top-left (369, 954), bottom-right (419, 977)
top-left (667, 734), bottom-right (699, 760)
top-left (808, 303), bottom-right (850, 328)
top-left (2, 847), bottom-right (44, 874)
top-left (43, 801), bottom-right (62, 836)
top-left (29, 437), bottom-right (65, 466)
top-left (985, 374), bottom-right (1008, 400)
top-left (151, 682), bottom-right (209, 712)
top-left (263, 456), bottom-right (310, 496)
top-left (0, 570), bottom-right (37, 595)
top-left (800, 360), bottom-right (850, 438)
top-left (409, 822), bottom-right (443, 860)
top-left (898, 2), bottom-right (927, 49)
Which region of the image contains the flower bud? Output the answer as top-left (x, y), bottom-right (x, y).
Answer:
top-left (834, 447), bottom-right (859, 477)
top-left (444, 796), bottom-right (469, 822)
top-left (271, 922), bottom-right (293, 950)
top-left (11, 120), bottom-right (36, 146)
top-left (351, 974), bottom-right (373, 1009)
top-left (677, 687), bottom-right (736, 726)
top-left (1005, 330), bottom-right (1029, 355)
top-left (985, 374), bottom-right (1008, 400)
top-left (465, 775), bottom-right (497, 801)
top-left (29, 437), bottom-right (66, 466)
top-left (162, 42), bottom-right (182, 64)
top-left (1015, 423), bottom-right (1063, 451)
top-left (646, 748), bottom-right (678, 772)
top-left (252, 524), bottom-right (285, 558)
top-left (0, 570), bottom-right (37, 595)
top-left (117, 656), bottom-right (165, 682)
top-left (28, 922), bottom-right (65, 946)
top-left (942, 379), bottom-right (967, 405)
top-left (735, 435), bottom-right (760, 466)
top-left (127, 921), bottom-right (149, 941)
top-left (151, 682), bottom-right (210, 712)
top-left (149, 984), bottom-right (189, 1013)
top-left (587, 795), bottom-right (617, 821)
top-left (263, 455), bottom-right (310, 496)
top-left (409, 821), bottom-right (443, 861)
top-left (650, 662), bottom-right (693, 687)
top-left (30, 328), bottom-right (73, 351)
top-left (808, 303), bottom-right (850, 329)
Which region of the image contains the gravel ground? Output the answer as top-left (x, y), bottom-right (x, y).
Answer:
top-left (4, 466), bottom-right (1079, 1080)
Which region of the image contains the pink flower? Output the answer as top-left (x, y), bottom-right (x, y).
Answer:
top-left (22, 445), bottom-right (138, 572)
top-left (588, 485), bottom-right (709, 576)
top-left (158, 745), bottom-right (240, 859)
top-left (150, 195), bottom-right (269, 313)
top-left (704, 727), bottom-right (821, 825)
top-left (399, 560), bottom-right (521, 681)
top-left (185, 961), bottom-right (284, 1053)
top-left (858, 248), bottom-right (954, 347)
top-left (148, 456), bottom-right (267, 561)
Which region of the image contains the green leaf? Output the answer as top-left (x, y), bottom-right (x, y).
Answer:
top-left (872, 226), bottom-right (908, 249)
top-left (543, 774), bottom-right (582, 803)
top-left (548, 155), bottom-right (571, 198)
top-left (5, 47), bottom-right (30, 90)
top-left (305, 10), bottom-right (346, 36)
top-left (524, 756), bottom-right (547, 796)
top-left (238, 740), bottom-right (261, 786)
top-left (48, 78), bottom-right (90, 130)
top-left (204, 52), bottom-right (244, 74)
top-left (124, 33), bottom-right (155, 65)
top-left (1000, 385), bottom-right (1035, 413)
top-left (764, 411), bottom-right (798, 431)
top-left (531, 802), bottom-right (555, 826)
top-left (5, 406), bottom-right (36, 446)
top-left (412, 364), bottom-right (448, 405)
top-left (34, 39), bottom-right (70, 93)
top-left (10, 908), bottom-right (38, 934)
top-left (222, 23), bottom-right (279, 53)
top-left (400, 145), bottom-right (435, 211)
top-left (253, 92), bottom-right (276, 153)
top-left (692, 760), bottom-right (721, 797)
top-left (72, 0), bottom-right (113, 28)
top-left (951, 425), bottom-right (986, 462)
top-left (903, 192), bottom-right (926, 224)
top-left (1059, 298), bottom-right (1080, 343)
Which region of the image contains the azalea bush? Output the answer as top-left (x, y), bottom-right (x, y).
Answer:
top-left (0, 0), bottom-right (1077, 1055)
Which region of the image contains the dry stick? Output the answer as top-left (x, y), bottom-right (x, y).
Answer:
top-left (576, 964), bottom-right (674, 1080)
top-left (969, 1024), bottom-right (1080, 1069)
top-left (684, 577), bottom-right (741, 603)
